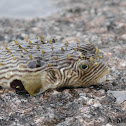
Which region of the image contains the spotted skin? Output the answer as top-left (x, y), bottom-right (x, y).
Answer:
top-left (0, 38), bottom-right (109, 95)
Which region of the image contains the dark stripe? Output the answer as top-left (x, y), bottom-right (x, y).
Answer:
top-left (0, 74), bottom-right (22, 81)
top-left (82, 64), bottom-right (106, 84)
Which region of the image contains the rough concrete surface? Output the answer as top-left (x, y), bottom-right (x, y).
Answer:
top-left (0, 0), bottom-right (126, 126)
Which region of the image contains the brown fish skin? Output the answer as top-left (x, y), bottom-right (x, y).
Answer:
top-left (0, 38), bottom-right (109, 95)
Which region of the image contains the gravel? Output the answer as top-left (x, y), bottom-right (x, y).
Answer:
top-left (0, 0), bottom-right (126, 126)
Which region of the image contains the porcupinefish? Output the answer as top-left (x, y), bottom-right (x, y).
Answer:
top-left (0, 37), bottom-right (109, 95)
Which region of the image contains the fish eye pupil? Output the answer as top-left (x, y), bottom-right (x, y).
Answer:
top-left (81, 65), bottom-right (87, 69)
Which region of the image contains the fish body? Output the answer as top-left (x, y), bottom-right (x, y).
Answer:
top-left (0, 38), bottom-right (109, 95)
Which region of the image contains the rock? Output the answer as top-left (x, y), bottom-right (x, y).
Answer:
top-left (120, 34), bottom-right (126, 41)
top-left (0, 0), bottom-right (126, 125)
top-left (120, 101), bottom-right (126, 111)
top-left (107, 91), bottom-right (126, 104)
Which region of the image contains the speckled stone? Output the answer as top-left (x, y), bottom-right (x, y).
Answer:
top-left (0, 0), bottom-right (126, 125)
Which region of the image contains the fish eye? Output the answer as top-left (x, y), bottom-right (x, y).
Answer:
top-left (81, 64), bottom-right (88, 69)
top-left (78, 60), bottom-right (89, 71)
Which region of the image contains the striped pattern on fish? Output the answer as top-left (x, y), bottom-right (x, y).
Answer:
top-left (0, 37), bottom-right (110, 95)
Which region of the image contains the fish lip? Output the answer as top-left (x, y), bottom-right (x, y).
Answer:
top-left (96, 66), bottom-right (110, 84)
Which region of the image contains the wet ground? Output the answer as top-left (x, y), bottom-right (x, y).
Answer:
top-left (0, 0), bottom-right (126, 126)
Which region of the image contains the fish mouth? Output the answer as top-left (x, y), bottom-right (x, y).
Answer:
top-left (96, 66), bottom-right (110, 84)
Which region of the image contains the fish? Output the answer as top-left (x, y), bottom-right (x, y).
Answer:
top-left (0, 37), bottom-right (110, 96)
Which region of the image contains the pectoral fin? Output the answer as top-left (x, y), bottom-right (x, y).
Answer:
top-left (21, 71), bottom-right (48, 96)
